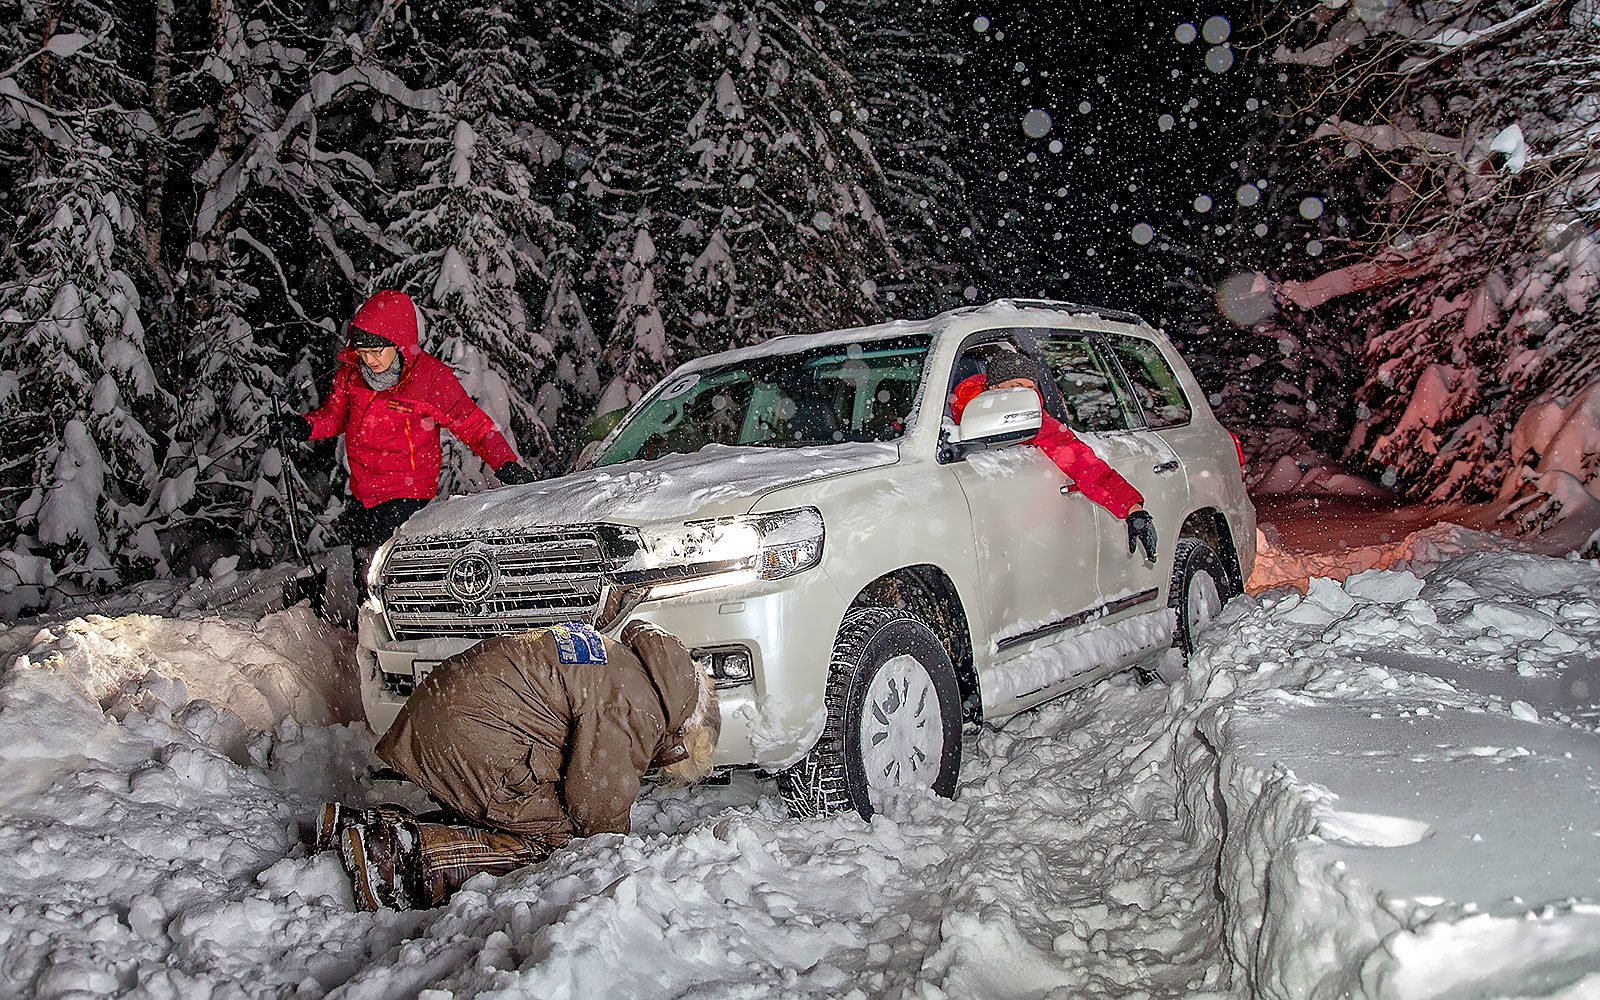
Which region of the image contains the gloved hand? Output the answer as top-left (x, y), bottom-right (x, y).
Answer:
top-left (1126, 509), bottom-right (1157, 562)
top-left (277, 413), bottom-right (311, 442)
top-left (496, 461), bottom-right (536, 486)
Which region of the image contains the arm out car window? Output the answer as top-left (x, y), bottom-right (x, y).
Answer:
top-left (1108, 335), bottom-right (1193, 429)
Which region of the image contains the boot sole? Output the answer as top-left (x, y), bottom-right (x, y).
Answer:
top-left (315, 803), bottom-right (345, 854)
top-left (342, 827), bottom-right (384, 912)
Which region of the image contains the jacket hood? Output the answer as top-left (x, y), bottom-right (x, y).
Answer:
top-left (344, 289), bottom-right (422, 365)
top-left (393, 440), bottom-right (901, 539)
top-left (621, 621), bottom-right (705, 736)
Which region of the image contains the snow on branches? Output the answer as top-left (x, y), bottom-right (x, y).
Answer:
top-left (1246, 0), bottom-right (1599, 521)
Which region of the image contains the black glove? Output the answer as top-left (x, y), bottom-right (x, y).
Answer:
top-left (496, 461), bottom-right (536, 486)
top-left (277, 413), bottom-right (311, 442)
top-left (1126, 509), bottom-right (1157, 562)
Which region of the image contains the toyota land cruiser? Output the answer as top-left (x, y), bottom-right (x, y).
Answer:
top-left (357, 299), bottom-right (1256, 818)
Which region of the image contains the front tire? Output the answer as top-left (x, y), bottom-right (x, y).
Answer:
top-left (778, 608), bottom-right (962, 819)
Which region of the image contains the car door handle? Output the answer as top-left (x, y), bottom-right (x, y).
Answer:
top-left (1152, 460), bottom-right (1180, 474)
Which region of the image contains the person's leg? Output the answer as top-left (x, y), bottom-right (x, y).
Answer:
top-left (341, 497), bottom-right (429, 599)
top-left (410, 821), bottom-right (567, 908)
top-left (337, 804), bottom-right (564, 910)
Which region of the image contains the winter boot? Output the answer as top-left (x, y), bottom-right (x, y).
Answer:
top-left (342, 823), bottom-right (401, 911)
top-left (317, 802), bottom-right (414, 854)
top-left (339, 808), bottom-right (424, 911)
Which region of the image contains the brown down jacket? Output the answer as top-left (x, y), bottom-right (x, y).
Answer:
top-left (375, 621), bottom-right (700, 841)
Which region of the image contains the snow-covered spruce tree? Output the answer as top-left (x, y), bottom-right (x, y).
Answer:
top-left (1248, 0), bottom-right (1600, 519)
top-left (379, 1), bottom-right (570, 492)
top-left (0, 4), bottom-right (164, 612)
top-left (663, 3), bottom-right (899, 353)
top-left (595, 211), bottom-right (672, 418)
top-left (567, 2), bottom-right (912, 409)
top-left (838, 0), bottom-right (979, 315)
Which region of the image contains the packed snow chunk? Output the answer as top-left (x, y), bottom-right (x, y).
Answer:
top-left (1343, 568), bottom-right (1425, 604)
top-left (1315, 808), bottom-right (1431, 848)
top-left (1459, 602), bottom-right (1557, 641)
top-left (1279, 575), bottom-right (1356, 626)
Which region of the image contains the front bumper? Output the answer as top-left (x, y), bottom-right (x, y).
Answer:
top-left (357, 568), bottom-right (847, 768)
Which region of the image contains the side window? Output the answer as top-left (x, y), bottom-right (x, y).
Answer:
top-left (1039, 334), bottom-right (1137, 432)
top-left (1109, 336), bottom-right (1192, 429)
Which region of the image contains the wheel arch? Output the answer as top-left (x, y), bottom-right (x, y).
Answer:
top-left (1177, 507), bottom-right (1245, 598)
top-left (847, 563), bottom-right (981, 726)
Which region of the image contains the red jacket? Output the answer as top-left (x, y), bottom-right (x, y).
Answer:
top-left (950, 373), bottom-right (1144, 519)
top-left (303, 290), bottom-right (518, 507)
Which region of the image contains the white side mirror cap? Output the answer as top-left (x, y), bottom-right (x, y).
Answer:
top-left (958, 387), bottom-right (1042, 449)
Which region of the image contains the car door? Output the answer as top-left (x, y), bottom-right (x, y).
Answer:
top-left (1037, 331), bottom-right (1187, 619)
top-left (941, 335), bottom-right (1102, 712)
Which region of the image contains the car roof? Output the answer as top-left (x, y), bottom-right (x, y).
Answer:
top-left (672, 298), bottom-right (1163, 375)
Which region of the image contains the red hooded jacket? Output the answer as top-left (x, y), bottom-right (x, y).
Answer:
top-left (303, 290), bottom-right (518, 507)
top-left (950, 373), bottom-right (1144, 519)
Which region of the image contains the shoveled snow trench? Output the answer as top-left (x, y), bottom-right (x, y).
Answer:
top-left (0, 536), bottom-right (1595, 999)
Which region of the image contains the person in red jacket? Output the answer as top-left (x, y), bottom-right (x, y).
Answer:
top-left (950, 348), bottom-right (1158, 561)
top-left (279, 290), bottom-right (536, 560)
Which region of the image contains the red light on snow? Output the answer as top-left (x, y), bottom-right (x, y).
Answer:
top-left (1229, 431), bottom-right (1245, 468)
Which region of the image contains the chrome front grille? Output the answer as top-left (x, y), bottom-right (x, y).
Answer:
top-left (380, 530), bottom-right (606, 640)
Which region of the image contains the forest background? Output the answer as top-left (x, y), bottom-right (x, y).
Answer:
top-left (2, 0), bottom-right (1596, 613)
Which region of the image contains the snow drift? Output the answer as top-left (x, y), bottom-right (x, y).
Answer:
top-left (0, 537), bottom-right (1595, 998)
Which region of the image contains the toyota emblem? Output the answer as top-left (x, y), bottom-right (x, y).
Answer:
top-left (446, 550), bottom-right (499, 605)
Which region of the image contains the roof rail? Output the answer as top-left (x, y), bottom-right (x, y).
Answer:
top-left (981, 297), bottom-right (1150, 328)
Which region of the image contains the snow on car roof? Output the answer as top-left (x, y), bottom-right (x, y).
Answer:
top-left (671, 299), bottom-right (1160, 375)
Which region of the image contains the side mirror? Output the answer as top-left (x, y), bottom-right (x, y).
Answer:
top-left (956, 387), bottom-right (1042, 451)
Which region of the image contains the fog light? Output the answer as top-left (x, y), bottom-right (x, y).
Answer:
top-left (692, 645), bottom-right (755, 689)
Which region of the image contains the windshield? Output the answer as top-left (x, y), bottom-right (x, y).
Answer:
top-left (595, 334), bottom-right (932, 467)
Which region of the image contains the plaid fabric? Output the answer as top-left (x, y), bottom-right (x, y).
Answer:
top-left (410, 818), bottom-right (568, 908)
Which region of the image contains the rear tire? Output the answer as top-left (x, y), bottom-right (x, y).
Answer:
top-left (1169, 538), bottom-right (1226, 656)
top-left (777, 608), bottom-right (962, 819)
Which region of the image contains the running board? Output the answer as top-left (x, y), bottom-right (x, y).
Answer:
top-left (995, 588), bottom-right (1161, 653)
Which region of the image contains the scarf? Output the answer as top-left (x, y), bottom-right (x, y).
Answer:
top-left (361, 355), bottom-right (402, 391)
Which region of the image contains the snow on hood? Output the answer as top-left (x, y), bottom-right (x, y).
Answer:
top-left (397, 441), bottom-right (901, 538)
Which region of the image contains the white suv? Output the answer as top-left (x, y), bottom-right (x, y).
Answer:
top-left (357, 300), bottom-right (1255, 817)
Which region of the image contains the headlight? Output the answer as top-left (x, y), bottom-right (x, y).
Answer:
top-left (612, 507), bottom-right (825, 599)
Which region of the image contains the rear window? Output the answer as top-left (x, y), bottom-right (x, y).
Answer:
top-left (1039, 333), bottom-right (1138, 432)
top-left (1109, 335), bottom-right (1192, 429)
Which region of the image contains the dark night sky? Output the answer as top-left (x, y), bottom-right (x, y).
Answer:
top-left (946, 2), bottom-right (1264, 322)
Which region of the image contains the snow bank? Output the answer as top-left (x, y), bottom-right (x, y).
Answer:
top-left (1177, 552), bottom-right (1600, 998)
top-left (0, 607), bottom-right (364, 731)
top-left (0, 607), bottom-right (384, 997)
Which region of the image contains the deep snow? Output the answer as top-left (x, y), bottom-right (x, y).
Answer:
top-left (1, 520), bottom-right (1597, 998)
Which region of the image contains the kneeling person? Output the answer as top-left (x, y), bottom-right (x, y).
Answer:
top-left (323, 621), bottom-right (718, 910)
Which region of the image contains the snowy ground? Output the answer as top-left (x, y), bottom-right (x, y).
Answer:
top-left (2, 514), bottom-right (1597, 998)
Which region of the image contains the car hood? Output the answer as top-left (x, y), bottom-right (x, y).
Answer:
top-left (396, 441), bottom-right (902, 539)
